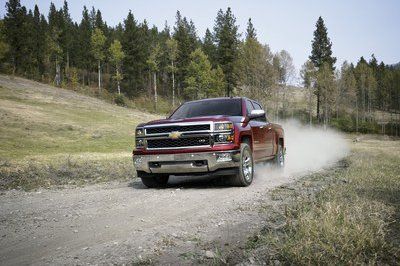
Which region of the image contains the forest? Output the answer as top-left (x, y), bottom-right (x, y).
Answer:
top-left (1, 0), bottom-right (399, 135)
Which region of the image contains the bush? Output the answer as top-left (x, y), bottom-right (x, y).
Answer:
top-left (114, 93), bottom-right (126, 106)
top-left (330, 116), bottom-right (354, 132)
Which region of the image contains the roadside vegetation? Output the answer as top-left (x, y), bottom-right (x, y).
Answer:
top-left (1, 1), bottom-right (399, 134)
top-left (0, 75), bottom-right (159, 190)
top-left (241, 137), bottom-right (400, 264)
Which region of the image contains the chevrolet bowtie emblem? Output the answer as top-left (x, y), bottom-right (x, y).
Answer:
top-left (169, 131), bottom-right (182, 139)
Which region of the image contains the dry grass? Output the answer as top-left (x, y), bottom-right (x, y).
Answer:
top-left (245, 138), bottom-right (400, 265)
top-left (0, 74), bottom-right (160, 190)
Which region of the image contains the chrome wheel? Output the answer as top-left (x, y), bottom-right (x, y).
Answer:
top-left (275, 144), bottom-right (285, 167)
top-left (242, 149), bottom-right (253, 182)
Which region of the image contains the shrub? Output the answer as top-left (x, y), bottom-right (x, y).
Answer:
top-left (114, 93), bottom-right (126, 106)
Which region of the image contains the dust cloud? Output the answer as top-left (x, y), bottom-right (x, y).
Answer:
top-left (256, 120), bottom-right (349, 179)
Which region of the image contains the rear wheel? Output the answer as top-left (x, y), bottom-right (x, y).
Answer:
top-left (229, 143), bottom-right (254, 187)
top-left (138, 171), bottom-right (169, 188)
top-left (274, 143), bottom-right (285, 167)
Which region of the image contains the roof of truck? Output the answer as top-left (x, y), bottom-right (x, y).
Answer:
top-left (184, 97), bottom-right (243, 104)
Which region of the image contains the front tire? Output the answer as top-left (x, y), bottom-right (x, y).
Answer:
top-left (229, 143), bottom-right (254, 187)
top-left (138, 171), bottom-right (169, 188)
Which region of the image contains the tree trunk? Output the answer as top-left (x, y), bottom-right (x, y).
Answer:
top-left (54, 58), bottom-right (61, 87)
top-left (309, 86), bottom-right (312, 127)
top-left (356, 99), bottom-right (359, 132)
top-left (172, 61), bottom-right (175, 107)
top-left (316, 88), bottom-right (320, 122)
top-left (117, 68), bottom-right (121, 95)
top-left (153, 72), bottom-right (157, 111)
top-left (98, 60), bottom-right (101, 92)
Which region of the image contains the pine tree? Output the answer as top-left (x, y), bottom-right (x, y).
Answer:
top-left (33, 5), bottom-right (46, 78)
top-left (121, 11), bottom-right (141, 96)
top-left (0, 21), bottom-right (10, 63)
top-left (4, 0), bottom-right (25, 74)
top-left (61, 1), bottom-right (73, 73)
top-left (173, 11), bottom-right (198, 96)
top-left (202, 28), bottom-right (216, 66)
top-left (309, 16), bottom-right (337, 121)
top-left (245, 18), bottom-right (256, 40)
top-left (78, 6), bottom-right (92, 84)
top-left (213, 8), bottom-right (240, 96)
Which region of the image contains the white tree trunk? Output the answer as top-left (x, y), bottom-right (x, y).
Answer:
top-left (98, 60), bottom-right (101, 92)
top-left (172, 61), bottom-right (175, 107)
top-left (154, 72), bottom-right (157, 111)
top-left (117, 68), bottom-right (121, 95)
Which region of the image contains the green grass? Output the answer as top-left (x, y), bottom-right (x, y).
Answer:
top-left (245, 138), bottom-right (400, 265)
top-left (0, 75), bottom-right (160, 190)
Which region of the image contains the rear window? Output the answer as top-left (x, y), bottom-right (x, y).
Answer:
top-left (170, 99), bottom-right (242, 119)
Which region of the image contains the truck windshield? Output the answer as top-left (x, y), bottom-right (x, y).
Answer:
top-left (170, 99), bottom-right (242, 119)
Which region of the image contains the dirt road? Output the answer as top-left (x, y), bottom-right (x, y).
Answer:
top-left (0, 122), bottom-right (348, 265)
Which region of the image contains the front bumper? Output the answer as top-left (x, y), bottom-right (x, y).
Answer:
top-left (133, 150), bottom-right (240, 174)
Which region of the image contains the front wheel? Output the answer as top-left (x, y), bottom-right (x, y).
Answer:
top-left (138, 172), bottom-right (169, 188)
top-left (229, 143), bottom-right (254, 187)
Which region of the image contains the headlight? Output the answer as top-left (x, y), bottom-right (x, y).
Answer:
top-left (214, 122), bottom-right (234, 143)
top-left (136, 128), bottom-right (144, 137)
top-left (214, 122), bottom-right (233, 131)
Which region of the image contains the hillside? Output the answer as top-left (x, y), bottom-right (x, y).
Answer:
top-left (0, 75), bottom-right (159, 189)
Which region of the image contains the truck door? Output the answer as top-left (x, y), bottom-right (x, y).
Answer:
top-left (251, 101), bottom-right (273, 157)
top-left (246, 100), bottom-right (268, 160)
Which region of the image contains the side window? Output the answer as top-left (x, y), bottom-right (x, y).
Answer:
top-left (246, 99), bottom-right (254, 115)
top-left (252, 101), bottom-right (267, 122)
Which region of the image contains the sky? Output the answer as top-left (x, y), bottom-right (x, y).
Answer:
top-left (1, 0), bottom-right (399, 83)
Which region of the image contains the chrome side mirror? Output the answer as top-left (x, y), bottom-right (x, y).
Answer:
top-left (249, 109), bottom-right (265, 120)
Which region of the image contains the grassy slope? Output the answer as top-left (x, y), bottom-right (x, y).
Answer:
top-left (0, 75), bottom-right (159, 189)
top-left (242, 137), bottom-right (400, 264)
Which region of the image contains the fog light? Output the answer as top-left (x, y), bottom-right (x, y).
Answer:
top-left (134, 156), bottom-right (143, 166)
top-left (215, 133), bottom-right (234, 143)
top-left (216, 153), bottom-right (232, 162)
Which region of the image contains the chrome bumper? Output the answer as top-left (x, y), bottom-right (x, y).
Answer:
top-left (133, 150), bottom-right (240, 174)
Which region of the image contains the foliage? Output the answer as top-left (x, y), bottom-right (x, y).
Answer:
top-left (114, 93), bottom-right (125, 106)
top-left (90, 28), bottom-right (106, 62)
top-left (214, 8), bottom-right (240, 96)
top-left (245, 139), bottom-right (400, 264)
top-left (0, 1), bottom-right (399, 133)
top-left (184, 48), bottom-right (224, 99)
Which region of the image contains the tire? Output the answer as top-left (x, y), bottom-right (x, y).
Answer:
top-left (138, 172), bottom-right (169, 188)
top-left (229, 143), bottom-right (254, 187)
top-left (274, 143), bottom-right (285, 168)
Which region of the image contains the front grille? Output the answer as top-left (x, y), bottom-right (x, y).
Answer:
top-left (146, 124), bottom-right (210, 134)
top-left (147, 136), bottom-right (210, 149)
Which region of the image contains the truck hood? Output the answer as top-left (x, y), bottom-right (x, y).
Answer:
top-left (138, 115), bottom-right (243, 127)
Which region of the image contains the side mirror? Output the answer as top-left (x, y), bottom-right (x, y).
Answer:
top-left (249, 109), bottom-right (265, 120)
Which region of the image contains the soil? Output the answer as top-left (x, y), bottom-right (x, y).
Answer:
top-left (0, 167), bottom-right (307, 265)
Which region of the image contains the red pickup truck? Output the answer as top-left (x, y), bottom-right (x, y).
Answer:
top-left (133, 97), bottom-right (285, 188)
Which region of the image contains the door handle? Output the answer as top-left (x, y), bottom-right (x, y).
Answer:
top-left (260, 125), bottom-right (266, 129)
